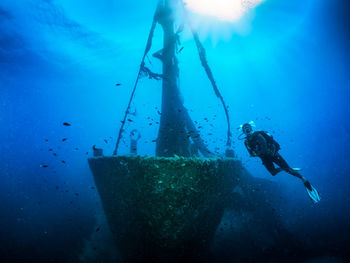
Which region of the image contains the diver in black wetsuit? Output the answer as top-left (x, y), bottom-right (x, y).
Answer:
top-left (241, 122), bottom-right (321, 203)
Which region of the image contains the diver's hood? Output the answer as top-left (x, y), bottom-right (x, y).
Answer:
top-left (237, 121), bottom-right (255, 140)
top-left (238, 121), bottom-right (255, 132)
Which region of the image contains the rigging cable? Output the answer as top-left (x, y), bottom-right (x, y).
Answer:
top-left (113, 1), bottom-right (161, 155)
top-left (180, 0), bottom-right (233, 150)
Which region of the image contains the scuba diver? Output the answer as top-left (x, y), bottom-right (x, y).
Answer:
top-left (239, 122), bottom-right (321, 204)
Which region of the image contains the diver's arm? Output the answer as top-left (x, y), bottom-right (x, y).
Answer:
top-left (245, 141), bottom-right (257, 157)
top-left (255, 134), bottom-right (268, 155)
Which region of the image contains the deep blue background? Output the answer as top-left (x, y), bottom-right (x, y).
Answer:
top-left (1, 0), bottom-right (349, 262)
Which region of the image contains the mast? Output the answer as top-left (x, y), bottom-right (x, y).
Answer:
top-left (114, 0), bottom-right (226, 158)
top-left (156, 0), bottom-right (191, 157)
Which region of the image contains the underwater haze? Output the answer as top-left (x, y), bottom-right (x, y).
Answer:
top-left (1, 0), bottom-right (350, 262)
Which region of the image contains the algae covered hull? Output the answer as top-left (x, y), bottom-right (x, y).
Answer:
top-left (88, 155), bottom-right (241, 263)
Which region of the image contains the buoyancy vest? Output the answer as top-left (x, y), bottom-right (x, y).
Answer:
top-left (246, 131), bottom-right (280, 155)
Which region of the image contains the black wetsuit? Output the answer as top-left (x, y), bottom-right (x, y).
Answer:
top-left (245, 131), bottom-right (298, 176)
top-left (260, 153), bottom-right (293, 175)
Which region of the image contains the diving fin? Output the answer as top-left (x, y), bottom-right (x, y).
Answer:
top-left (304, 181), bottom-right (321, 204)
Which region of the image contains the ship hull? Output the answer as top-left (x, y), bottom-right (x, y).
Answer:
top-left (88, 156), bottom-right (241, 263)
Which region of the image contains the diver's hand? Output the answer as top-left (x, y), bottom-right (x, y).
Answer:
top-left (268, 145), bottom-right (277, 156)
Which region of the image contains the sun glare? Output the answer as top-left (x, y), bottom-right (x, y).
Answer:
top-left (183, 0), bottom-right (265, 22)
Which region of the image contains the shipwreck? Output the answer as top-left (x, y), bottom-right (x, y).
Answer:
top-left (88, 1), bottom-right (292, 262)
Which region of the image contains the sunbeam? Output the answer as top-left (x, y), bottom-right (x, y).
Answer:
top-left (183, 0), bottom-right (265, 22)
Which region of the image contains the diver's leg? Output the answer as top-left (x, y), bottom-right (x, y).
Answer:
top-left (262, 157), bottom-right (283, 176)
top-left (273, 153), bottom-right (303, 179)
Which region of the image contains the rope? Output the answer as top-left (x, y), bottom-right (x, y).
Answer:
top-left (192, 31), bottom-right (232, 147)
top-left (113, 1), bottom-right (161, 155)
top-left (181, 1), bottom-right (232, 148)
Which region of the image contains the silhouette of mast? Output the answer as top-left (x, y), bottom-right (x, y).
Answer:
top-left (156, 0), bottom-right (191, 157)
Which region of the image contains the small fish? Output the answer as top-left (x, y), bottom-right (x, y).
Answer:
top-left (53, 153), bottom-right (57, 157)
top-left (104, 139), bottom-right (108, 144)
top-left (61, 160), bottom-right (66, 164)
top-left (86, 152), bottom-right (89, 155)
top-left (90, 186), bottom-right (95, 190)
top-left (152, 139), bottom-right (157, 142)
top-left (178, 46), bottom-right (184, 53)
top-left (63, 122), bottom-right (71, 126)
top-left (149, 123), bottom-right (152, 126)
top-left (40, 164), bottom-right (48, 168)
top-left (115, 83), bottom-right (121, 86)
top-left (157, 110), bottom-right (161, 115)
top-left (62, 138), bottom-right (67, 142)
top-left (127, 119), bottom-right (133, 122)
top-left (74, 193), bottom-right (79, 196)
top-left (96, 227), bottom-right (100, 232)
top-left (48, 148), bottom-right (53, 152)
top-left (74, 148), bottom-right (79, 151)
top-left (45, 139), bottom-right (48, 142)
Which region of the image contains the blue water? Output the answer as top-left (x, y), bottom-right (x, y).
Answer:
top-left (1, 0), bottom-right (349, 262)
